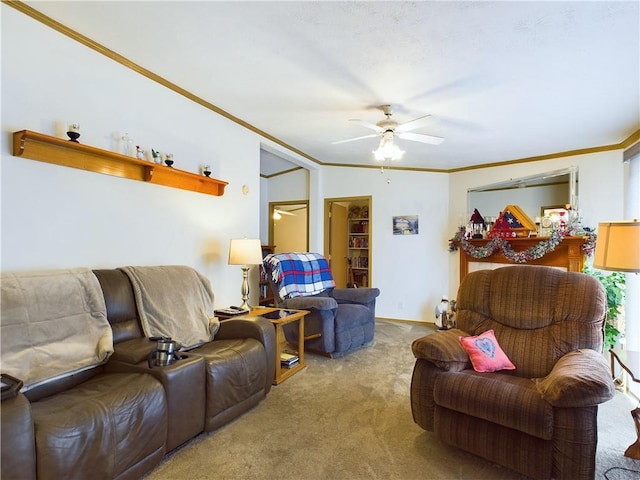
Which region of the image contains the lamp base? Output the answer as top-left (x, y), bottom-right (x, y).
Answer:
top-left (238, 265), bottom-right (252, 311)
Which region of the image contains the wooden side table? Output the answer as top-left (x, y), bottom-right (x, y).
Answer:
top-left (609, 349), bottom-right (640, 459)
top-left (240, 307), bottom-right (309, 385)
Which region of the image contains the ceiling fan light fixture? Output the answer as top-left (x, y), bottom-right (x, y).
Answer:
top-left (273, 208), bottom-right (297, 220)
top-left (373, 137), bottom-right (404, 161)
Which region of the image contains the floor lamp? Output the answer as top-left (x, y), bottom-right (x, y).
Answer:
top-left (228, 238), bottom-right (263, 311)
top-left (594, 220), bottom-right (640, 459)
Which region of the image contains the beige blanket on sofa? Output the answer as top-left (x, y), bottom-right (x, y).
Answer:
top-left (0, 269), bottom-right (113, 391)
top-left (119, 265), bottom-right (218, 349)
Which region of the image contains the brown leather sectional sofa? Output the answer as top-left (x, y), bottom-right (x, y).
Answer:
top-left (1, 268), bottom-right (276, 480)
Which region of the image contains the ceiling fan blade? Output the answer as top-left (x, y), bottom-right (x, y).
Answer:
top-left (275, 209), bottom-right (297, 216)
top-left (349, 119), bottom-right (384, 133)
top-left (397, 132), bottom-right (445, 145)
top-left (395, 115), bottom-right (433, 133)
top-left (332, 133), bottom-right (380, 145)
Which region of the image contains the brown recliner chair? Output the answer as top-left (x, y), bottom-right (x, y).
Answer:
top-left (411, 266), bottom-right (615, 480)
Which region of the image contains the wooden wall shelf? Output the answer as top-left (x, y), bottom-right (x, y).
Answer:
top-left (458, 236), bottom-right (587, 281)
top-left (12, 130), bottom-right (228, 196)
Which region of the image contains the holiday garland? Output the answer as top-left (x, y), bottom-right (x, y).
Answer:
top-left (449, 229), bottom-right (597, 263)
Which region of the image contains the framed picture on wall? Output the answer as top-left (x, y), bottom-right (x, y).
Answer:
top-left (393, 215), bottom-right (419, 235)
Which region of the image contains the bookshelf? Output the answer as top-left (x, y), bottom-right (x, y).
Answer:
top-left (259, 245), bottom-right (276, 306)
top-left (347, 214), bottom-right (370, 287)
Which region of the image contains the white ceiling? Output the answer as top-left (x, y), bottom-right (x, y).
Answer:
top-left (22, 1), bottom-right (640, 175)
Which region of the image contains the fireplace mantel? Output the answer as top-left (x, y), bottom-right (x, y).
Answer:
top-left (458, 236), bottom-right (588, 281)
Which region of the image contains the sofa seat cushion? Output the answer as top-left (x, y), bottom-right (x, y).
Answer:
top-left (30, 373), bottom-right (167, 480)
top-left (189, 338), bottom-right (267, 430)
top-left (433, 370), bottom-right (553, 440)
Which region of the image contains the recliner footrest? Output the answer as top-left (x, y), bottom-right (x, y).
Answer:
top-left (30, 373), bottom-right (167, 480)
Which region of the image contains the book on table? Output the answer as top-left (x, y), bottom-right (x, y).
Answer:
top-left (282, 360), bottom-right (299, 369)
top-left (280, 352), bottom-right (299, 366)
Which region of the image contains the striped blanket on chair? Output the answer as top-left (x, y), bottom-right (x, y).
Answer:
top-left (264, 252), bottom-right (336, 300)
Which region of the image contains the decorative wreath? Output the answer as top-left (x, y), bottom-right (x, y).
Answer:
top-left (448, 228), bottom-right (596, 263)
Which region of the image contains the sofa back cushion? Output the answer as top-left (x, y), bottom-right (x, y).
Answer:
top-left (1, 269), bottom-right (113, 392)
top-left (93, 269), bottom-right (143, 344)
top-left (263, 252), bottom-right (336, 301)
top-left (455, 266), bottom-right (606, 378)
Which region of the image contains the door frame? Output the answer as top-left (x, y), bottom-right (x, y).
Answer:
top-left (268, 200), bottom-right (309, 251)
top-left (324, 195), bottom-right (372, 284)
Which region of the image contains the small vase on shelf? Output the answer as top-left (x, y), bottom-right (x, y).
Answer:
top-left (151, 149), bottom-right (162, 164)
top-left (66, 123), bottom-right (80, 143)
top-left (165, 153), bottom-right (174, 168)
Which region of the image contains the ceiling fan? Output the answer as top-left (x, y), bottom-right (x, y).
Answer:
top-left (272, 208), bottom-right (297, 220)
top-left (332, 105), bottom-right (445, 146)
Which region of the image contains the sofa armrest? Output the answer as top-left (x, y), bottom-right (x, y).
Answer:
top-left (534, 349), bottom-right (615, 407)
top-left (215, 317), bottom-right (276, 394)
top-left (216, 317), bottom-right (276, 350)
top-left (331, 287), bottom-right (380, 305)
top-left (411, 329), bottom-right (470, 372)
top-left (110, 338), bottom-right (155, 364)
top-left (281, 296), bottom-right (338, 311)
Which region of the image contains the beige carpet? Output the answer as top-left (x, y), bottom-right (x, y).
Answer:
top-left (145, 320), bottom-right (640, 480)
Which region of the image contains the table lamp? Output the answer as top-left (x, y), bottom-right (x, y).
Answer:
top-left (228, 238), bottom-right (263, 311)
top-left (594, 220), bottom-right (640, 459)
top-left (593, 220), bottom-right (640, 273)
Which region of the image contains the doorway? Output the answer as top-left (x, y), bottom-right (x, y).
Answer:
top-left (324, 196), bottom-right (372, 289)
top-left (268, 201), bottom-right (309, 253)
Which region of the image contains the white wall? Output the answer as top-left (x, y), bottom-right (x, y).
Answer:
top-left (318, 166), bottom-right (450, 321)
top-left (264, 150), bottom-right (627, 323)
top-left (2, 5), bottom-right (630, 324)
top-left (1, 5), bottom-right (262, 308)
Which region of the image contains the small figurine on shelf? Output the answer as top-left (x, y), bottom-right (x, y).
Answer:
top-left (164, 153), bottom-right (174, 167)
top-left (203, 165), bottom-right (212, 177)
top-left (66, 123), bottom-right (80, 143)
top-left (558, 211), bottom-right (568, 233)
top-left (469, 208), bottom-right (485, 238)
top-left (136, 146), bottom-right (146, 160)
top-left (151, 149), bottom-right (162, 164)
top-left (435, 297), bottom-right (456, 330)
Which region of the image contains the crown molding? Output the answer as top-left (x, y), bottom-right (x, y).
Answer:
top-left (260, 166), bottom-right (304, 179)
top-left (5, 1), bottom-right (637, 176)
top-left (3, 0), bottom-right (323, 167)
top-left (447, 133), bottom-right (639, 174)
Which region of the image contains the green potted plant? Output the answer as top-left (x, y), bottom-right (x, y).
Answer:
top-left (584, 264), bottom-right (626, 350)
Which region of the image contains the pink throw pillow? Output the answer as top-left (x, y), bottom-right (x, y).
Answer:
top-left (459, 329), bottom-right (516, 373)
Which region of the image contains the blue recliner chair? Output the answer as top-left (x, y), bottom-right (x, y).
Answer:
top-left (263, 252), bottom-right (380, 358)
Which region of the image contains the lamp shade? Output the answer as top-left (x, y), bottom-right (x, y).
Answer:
top-left (593, 220), bottom-right (640, 273)
top-left (228, 238), bottom-right (263, 265)
top-left (373, 137), bottom-right (404, 161)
